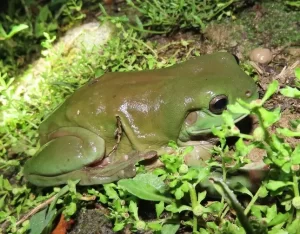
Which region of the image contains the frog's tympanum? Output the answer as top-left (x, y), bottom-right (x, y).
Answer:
top-left (24, 52), bottom-right (258, 187)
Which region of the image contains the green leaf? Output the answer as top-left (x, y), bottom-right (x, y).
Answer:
top-left (103, 184), bottom-right (120, 200)
top-left (180, 181), bottom-right (190, 192)
top-left (118, 174), bottom-right (172, 203)
top-left (132, 173), bottom-right (167, 193)
top-left (165, 203), bottom-right (178, 213)
top-left (44, 208), bottom-right (57, 230)
top-left (287, 217), bottom-right (300, 234)
top-left (0, 24), bottom-right (8, 39)
top-left (212, 125), bottom-right (226, 138)
top-left (165, 203), bottom-right (191, 213)
top-left (268, 212), bottom-right (289, 226)
top-left (268, 230), bottom-right (288, 234)
top-left (37, 5), bottom-right (51, 22)
top-left (64, 202), bottom-right (77, 216)
top-left (251, 206), bottom-right (263, 219)
top-left (266, 180), bottom-right (292, 191)
top-left (48, 184), bottom-right (69, 212)
top-left (235, 138), bottom-right (252, 156)
top-left (129, 200), bottom-right (139, 221)
top-left (206, 221), bottom-right (219, 230)
top-left (206, 201), bottom-right (224, 214)
top-left (277, 128), bottom-right (300, 137)
top-left (160, 153), bottom-right (182, 173)
top-left (161, 223), bottom-right (180, 234)
top-left (174, 187), bottom-right (184, 200)
top-left (155, 201), bottom-right (164, 218)
top-left (168, 140), bottom-right (179, 149)
top-left (199, 228), bottom-right (210, 234)
top-left (29, 209), bottom-right (47, 234)
top-left (280, 86), bottom-right (300, 98)
top-left (0, 195), bottom-right (6, 210)
top-left (234, 183), bottom-right (253, 197)
top-left (182, 168), bottom-right (199, 180)
top-left (222, 111), bottom-right (236, 127)
top-left (113, 221), bottom-right (125, 232)
top-left (177, 205), bottom-right (192, 213)
top-left (271, 135), bottom-right (290, 157)
top-left (195, 167), bottom-right (210, 185)
top-left (262, 80), bottom-right (279, 103)
top-left (291, 145), bottom-right (300, 164)
top-left (258, 186), bottom-right (268, 198)
top-left (148, 221), bottom-right (162, 231)
top-left (295, 67), bottom-right (300, 80)
top-left (227, 102), bottom-right (250, 115)
top-left (99, 193), bottom-right (108, 204)
top-left (169, 179), bottom-right (178, 188)
top-left (259, 108), bottom-right (281, 128)
top-left (285, 1), bottom-right (300, 7)
top-left (266, 204), bottom-right (277, 223)
top-left (197, 191), bottom-right (207, 203)
top-left (6, 24), bottom-right (28, 39)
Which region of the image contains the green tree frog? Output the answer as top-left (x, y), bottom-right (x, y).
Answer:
top-left (24, 52), bottom-right (258, 186)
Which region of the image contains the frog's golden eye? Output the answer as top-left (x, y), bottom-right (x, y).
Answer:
top-left (209, 94), bottom-right (228, 115)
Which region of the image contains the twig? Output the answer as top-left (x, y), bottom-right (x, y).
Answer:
top-left (107, 116), bottom-right (123, 156)
top-left (16, 195), bottom-right (56, 226)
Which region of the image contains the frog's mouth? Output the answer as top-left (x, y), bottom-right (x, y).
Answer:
top-left (186, 113), bottom-right (247, 136)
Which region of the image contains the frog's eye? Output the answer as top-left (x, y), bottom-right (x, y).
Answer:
top-left (209, 94), bottom-right (228, 115)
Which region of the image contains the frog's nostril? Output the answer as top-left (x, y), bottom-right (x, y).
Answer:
top-left (245, 90), bottom-right (252, 97)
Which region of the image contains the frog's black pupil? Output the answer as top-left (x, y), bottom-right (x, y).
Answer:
top-left (209, 95), bottom-right (228, 114)
top-left (214, 98), bottom-right (227, 110)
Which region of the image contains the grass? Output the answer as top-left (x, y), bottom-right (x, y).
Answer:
top-left (0, 0), bottom-right (300, 233)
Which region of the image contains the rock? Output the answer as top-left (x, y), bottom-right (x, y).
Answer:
top-left (249, 48), bottom-right (273, 64)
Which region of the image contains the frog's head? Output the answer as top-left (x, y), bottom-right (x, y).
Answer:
top-left (177, 52), bottom-right (258, 143)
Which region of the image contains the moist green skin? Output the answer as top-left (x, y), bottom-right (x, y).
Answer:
top-left (23, 52), bottom-right (258, 187)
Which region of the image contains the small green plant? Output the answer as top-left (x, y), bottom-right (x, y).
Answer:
top-left (285, 1), bottom-right (300, 8)
top-left (0, 23), bottom-right (28, 41)
top-left (209, 69), bottom-right (300, 233)
top-left (113, 0), bottom-right (235, 34)
top-left (62, 0), bottom-right (86, 21)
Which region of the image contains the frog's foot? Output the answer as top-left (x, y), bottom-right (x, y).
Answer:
top-left (177, 141), bottom-right (215, 167)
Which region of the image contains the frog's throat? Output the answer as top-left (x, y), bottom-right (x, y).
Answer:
top-left (187, 113), bottom-right (247, 136)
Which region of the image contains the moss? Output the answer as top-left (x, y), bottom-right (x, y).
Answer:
top-left (236, 0), bottom-right (300, 47)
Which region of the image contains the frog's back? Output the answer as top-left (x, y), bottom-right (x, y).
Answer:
top-left (64, 69), bottom-right (176, 137)
top-left (39, 67), bottom-right (175, 143)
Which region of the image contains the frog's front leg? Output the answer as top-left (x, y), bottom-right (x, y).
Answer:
top-left (24, 127), bottom-right (155, 187)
